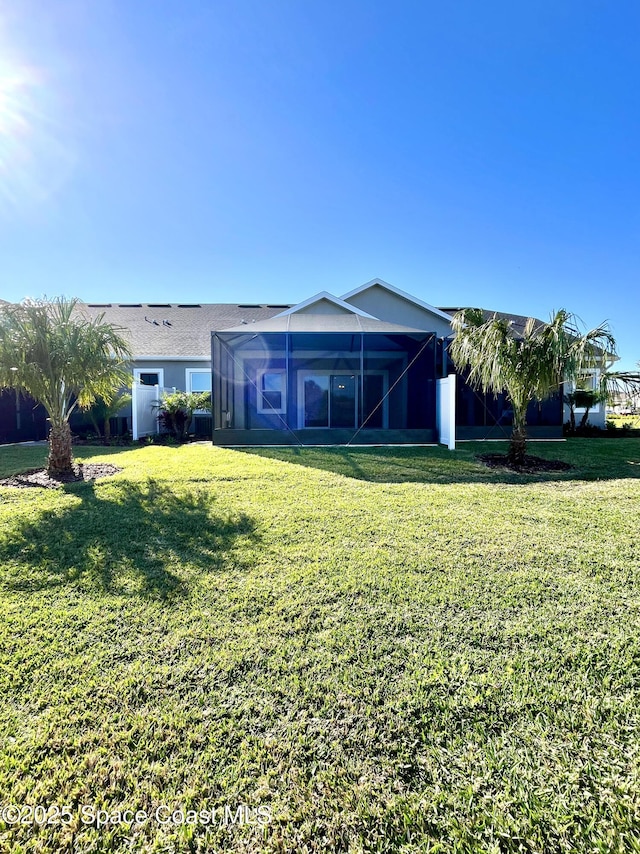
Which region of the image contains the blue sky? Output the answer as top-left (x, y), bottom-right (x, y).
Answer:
top-left (0, 1), bottom-right (638, 367)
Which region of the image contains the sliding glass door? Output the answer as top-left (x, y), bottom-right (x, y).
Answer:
top-left (302, 373), bottom-right (357, 428)
top-left (329, 375), bottom-right (357, 427)
top-left (303, 375), bottom-right (329, 427)
top-left (299, 372), bottom-right (388, 429)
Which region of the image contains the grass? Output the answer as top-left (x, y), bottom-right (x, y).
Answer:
top-left (607, 413), bottom-right (640, 431)
top-left (0, 439), bottom-right (639, 852)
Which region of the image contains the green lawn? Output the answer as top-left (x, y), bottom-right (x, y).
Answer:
top-left (607, 413), bottom-right (640, 431)
top-left (1, 440), bottom-right (639, 853)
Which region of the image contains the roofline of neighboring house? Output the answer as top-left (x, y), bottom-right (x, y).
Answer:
top-left (341, 278), bottom-right (455, 322)
top-left (274, 291), bottom-right (378, 318)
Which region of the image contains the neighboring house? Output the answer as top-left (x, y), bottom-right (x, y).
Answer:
top-left (0, 279), bottom-right (589, 445)
top-left (610, 391), bottom-right (640, 415)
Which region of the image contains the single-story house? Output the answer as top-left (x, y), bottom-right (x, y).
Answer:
top-left (0, 279), bottom-right (604, 445)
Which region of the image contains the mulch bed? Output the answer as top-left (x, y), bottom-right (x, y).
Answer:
top-left (0, 463), bottom-right (122, 490)
top-left (477, 453), bottom-right (573, 473)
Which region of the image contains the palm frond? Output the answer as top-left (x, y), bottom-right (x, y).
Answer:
top-left (0, 297), bottom-right (132, 425)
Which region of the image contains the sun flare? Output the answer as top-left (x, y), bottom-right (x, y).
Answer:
top-left (0, 49), bottom-right (73, 212)
top-left (0, 64), bottom-right (32, 123)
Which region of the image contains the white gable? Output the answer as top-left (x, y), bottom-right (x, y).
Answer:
top-left (275, 291), bottom-right (378, 319)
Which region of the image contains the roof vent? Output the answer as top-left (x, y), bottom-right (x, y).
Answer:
top-left (148, 303), bottom-right (171, 308)
top-left (266, 304), bottom-right (290, 308)
top-left (119, 303), bottom-right (142, 308)
top-left (162, 319), bottom-right (172, 327)
top-left (87, 303), bottom-right (112, 307)
top-left (145, 316), bottom-right (160, 325)
top-left (237, 304), bottom-right (262, 308)
top-left (177, 303), bottom-right (201, 308)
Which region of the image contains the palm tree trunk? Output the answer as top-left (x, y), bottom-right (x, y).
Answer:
top-left (47, 421), bottom-right (74, 474)
top-left (89, 413), bottom-right (102, 439)
top-left (508, 407), bottom-right (527, 467)
top-left (579, 407), bottom-right (591, 429)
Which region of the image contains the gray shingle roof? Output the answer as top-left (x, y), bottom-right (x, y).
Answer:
top-left (71, 302), bottom-right (553, 355)
top-left (79, 302), bottom-right (291, 358)
top-left (437, 307), bottom-right (546, 338)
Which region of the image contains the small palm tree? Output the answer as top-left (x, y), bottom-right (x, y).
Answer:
top-left (564, 388), bottom-right (604, 431)
top-left (450, 308), bottom-right (616, 466)
top-left (88, 390), bottom-right (132, 441)
top-left (153, 391), bottom-right (211, 441)
top-left (0, 297), bottom-right (131, 473)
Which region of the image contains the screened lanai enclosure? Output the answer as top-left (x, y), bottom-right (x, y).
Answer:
top-left (211, 317), bottom-right (438, 445)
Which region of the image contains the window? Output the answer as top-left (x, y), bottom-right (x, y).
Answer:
top-left (186, 369), bottom-right (212, 393)
top-left (139, 373), bottom-right (158, 386)
top-left (257, 370), bottom-right (286, 413)
top-left (134, 368), bottom-right (164, 387)
top-left (572, 369), bottom-right (600, 413)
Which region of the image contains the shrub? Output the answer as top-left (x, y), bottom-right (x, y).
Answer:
top-left (154, 391), bottom-right (211, 441)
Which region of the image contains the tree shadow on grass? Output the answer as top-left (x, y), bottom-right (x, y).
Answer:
top-left (237, 441), bottom-right (640, 484)
top-left (0, 478), bottom-right (258, 600)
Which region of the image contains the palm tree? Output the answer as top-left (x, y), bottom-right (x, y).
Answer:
top-left (152, 391), bottom-right (211, 441)
top-left (0, 297), bottom-right (131, 474)
top-left (564, 388), bottom-right (603, 431)
top-left (450, 308), bottom-right (616, 466)
top-left (87, 390), bottom-right (132, 442)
